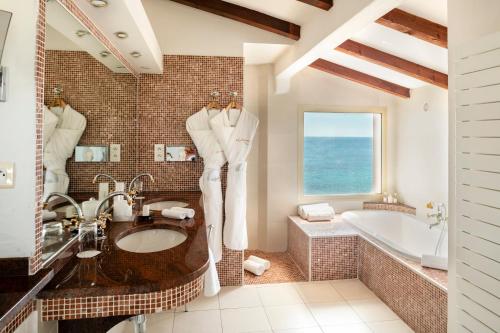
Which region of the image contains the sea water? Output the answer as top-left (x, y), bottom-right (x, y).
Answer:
top-left (304, 137), bottom-right (373, 195)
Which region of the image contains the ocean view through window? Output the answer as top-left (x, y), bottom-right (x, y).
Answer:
top-left (303, 111), bottom-right (383, 196)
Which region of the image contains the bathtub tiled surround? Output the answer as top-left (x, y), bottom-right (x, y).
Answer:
top-left (110, 280), bottom-right (413, 333)
top-left (287, 216), bottom-right (447, 333)
top-left (363, 202), bottom-right (416, 215)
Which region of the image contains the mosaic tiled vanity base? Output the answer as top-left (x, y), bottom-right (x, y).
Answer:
top-left (41, 275), bottom-right (203, 321)
top-left (359, 238), bottom-right (447, 333)
top-left (0, 301), bottom-right (35, 333)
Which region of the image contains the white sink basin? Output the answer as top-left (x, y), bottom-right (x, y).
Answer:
top-left (148, 201), bottom-right (189, 211)
top-left (116, 228), bottom-right (187, 253)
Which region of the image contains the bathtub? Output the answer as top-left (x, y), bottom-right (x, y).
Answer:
top-left (341, 210), bottom-right (448, 262)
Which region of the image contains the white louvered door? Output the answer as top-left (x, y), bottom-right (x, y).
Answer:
top-left (456, 31), bottom-right (500, 333)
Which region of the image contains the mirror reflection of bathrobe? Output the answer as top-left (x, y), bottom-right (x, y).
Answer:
top-left (210, 108), bottom-right (259, 250)
top-left (186, 107), bottom-right (226, 296)
top-left (43, 105), bottom-right (86, 200)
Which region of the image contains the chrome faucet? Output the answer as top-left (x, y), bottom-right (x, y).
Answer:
top-left (128, 173), bottom-right (155, 194)
top-left (92, 174), bottom-right (118, 188)
top-left (94, 191), bottom-right (134, 230)
top-left (426, 202), bottom-right (447, 229)
top-left (43, 192), bottom-right (84, 220)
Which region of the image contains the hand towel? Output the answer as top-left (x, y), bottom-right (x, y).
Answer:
top-left (42, 209), bottom-right (57, 221)
top-left (161, 208), bottom-right (187, 220)
top-left (244, 259), bottom-right (265, 276)
top-left (171, 206), bottom-right (195, 218)
top-left (204, 248), bottom-right (221, 297)
top-left (248, 255), bottom-right (271, 270)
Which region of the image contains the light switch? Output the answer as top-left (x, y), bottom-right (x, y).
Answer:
top-left (0, 162), bottom-right (14, 188)
top-left (110, 144), bottom-right (121, 162)
top-left (154, 144), bottom-right (165, 162)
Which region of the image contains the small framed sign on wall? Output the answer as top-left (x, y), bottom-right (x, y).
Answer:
top-left (166, 146), bottom-right (197, 162)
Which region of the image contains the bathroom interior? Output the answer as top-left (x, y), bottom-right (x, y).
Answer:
top-left (0, 0), bottom-right (499, 332)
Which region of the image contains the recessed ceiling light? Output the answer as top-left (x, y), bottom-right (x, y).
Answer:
top-left (130, 51), bottom-right (141, 58)
top-left (75, 30), bottom-right (89, 37)
top-left (89, 0), bottom-right (108, 8)
top-left (140, 66), bottom-right (151, 70)
top-left (114, 31), bottom-right (128, 39)
top-left (100, 51), bottom-right (111, 58)
top-left (116, 66), bottom-right (125, 69)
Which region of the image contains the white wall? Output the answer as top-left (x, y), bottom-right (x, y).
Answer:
top-left (393, 85), bottom-right (448, 220)
top-left (0, 0), bottom-right (38, 257)
top-left (448, 1), bottom-right (500, 331)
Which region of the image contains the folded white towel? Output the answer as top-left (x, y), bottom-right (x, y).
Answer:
top-left (171, 206), bottom-right (195, 218)
top-left (298, 203), bottom-right (330, 217)
top-left (299, 205), bottom-right (335, 221)
top-left (421, 254), bottom-right (448, 271)
top-left (248, 255), bottom-right (271, 270)
top-left (42, 210), bottom-right (57, 221)
top-left (161, 208), bottom-right (187, 220)
top-left (244, 259), bottom-right (265, 276)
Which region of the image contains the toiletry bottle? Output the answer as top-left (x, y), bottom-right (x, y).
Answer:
top-left (388, 193), bottom-right (393, 204)
top-left (393, 193), bottom-right (399, 204)
top-left (383, 192), bottom-right (388, 203)
top-left (98, 182), bottom-right (109, 209)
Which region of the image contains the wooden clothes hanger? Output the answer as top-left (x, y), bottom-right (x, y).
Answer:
top-left (51, 86), bottom-right (67, 108)
top-left (226, 91), bottom-right (241, 110)
top-left (206, 91), bottom-right (221, 110)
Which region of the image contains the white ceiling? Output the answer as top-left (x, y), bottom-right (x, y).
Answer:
top-left (399, 0), bottom-right (447, 26)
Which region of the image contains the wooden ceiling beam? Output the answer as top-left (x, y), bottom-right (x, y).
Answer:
top-left (297, 0), bottom-right (333, 11)
top-left (169, 0), bottom-right (301, 40)
top-left (310, 59), bottom-right (410, 98)
top-left (336, 39), bottom-right (448, 89)
top-left (376, 9), bottom-right (447, 48)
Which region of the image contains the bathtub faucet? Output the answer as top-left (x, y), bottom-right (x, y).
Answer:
top-left (426, 202), bottom-right (447, 229)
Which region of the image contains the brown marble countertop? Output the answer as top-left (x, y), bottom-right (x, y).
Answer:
top-left (38, 191), bottom-right (209, 299)
top-left (0, 269), bottom-right (54, 330)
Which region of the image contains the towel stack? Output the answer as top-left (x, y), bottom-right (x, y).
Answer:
top-left (161, 207), bottom-right (195, 220)
top-left (243, 255), bottom-right (271, 276)
top-left (298, 203), bottom-right (335, 222)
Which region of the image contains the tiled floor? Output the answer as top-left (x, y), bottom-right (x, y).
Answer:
top-left (244, 251), bottom-right (306, 284)
top-left (108, 279), bottom-right (414, 333)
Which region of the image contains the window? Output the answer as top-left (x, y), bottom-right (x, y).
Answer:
top-left (300, 107), bottom-right (384, 197)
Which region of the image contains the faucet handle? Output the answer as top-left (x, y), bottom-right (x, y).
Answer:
top-left (96, 212), bottom-right (112, 229)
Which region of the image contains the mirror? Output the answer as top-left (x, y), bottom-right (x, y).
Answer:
top-left (42, 1), bottom-right (137, 266)
top-left (0, 10), bottom-right (12, 102)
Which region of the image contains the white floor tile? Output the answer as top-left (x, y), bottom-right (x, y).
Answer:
top-left (330, 279), bottom-right (376, 300)
top-left (274, 327), bottom-right (323, 333)
top-left (173, 309), bottom-right (222, 333)
top-left (295, 282), bottom-right (343, 303)
top-left (265, 304), bottom-right (316, 330)
top-left (146, 312), bottom-right (175, 333)
top-left (307, 301), bottom-right (363, 326)
top-left (219, 286), bottom-right (262, 309)
top-left (258, 284), bottom-right (303, 307)
top-left (368, 320), bottom-right (414, 333)
top-left (321, 322), bottom-right (372, 333)
top-left (220, 307), bottom-right (271, 333)
top-left (175, 293), bottom-right (219, 312)
top-left (348, 299), bottom-right (399, 322)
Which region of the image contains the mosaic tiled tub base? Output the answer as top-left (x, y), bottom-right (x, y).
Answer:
top-left (0, 301), bottom-right (35, 333)
top-left (41, 275), bottom-right (203, 321)
top-left (311, 236), bottom-right (358, 281)
top-left (359, 238), bottom-right (447, 333)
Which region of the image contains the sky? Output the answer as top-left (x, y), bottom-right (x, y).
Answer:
top-left (304, 112), bottom-right (375, 137)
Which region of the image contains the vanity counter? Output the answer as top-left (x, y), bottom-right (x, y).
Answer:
top-left (38, 191), bottom-right (209, 300)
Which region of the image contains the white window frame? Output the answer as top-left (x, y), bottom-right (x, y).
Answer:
top-left (298, 105), bottom-right (387, 202)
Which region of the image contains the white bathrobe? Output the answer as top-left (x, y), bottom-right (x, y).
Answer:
top-left (209, 108), bottom-right (259, 250)
top-left (43, 105), bottom-right (86, 200)
top-left (186, 107), bottom-right (226, 297)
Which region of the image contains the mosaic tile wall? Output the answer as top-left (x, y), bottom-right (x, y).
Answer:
top-left (287, 220), bottom-right (310, 279)
top-left (311, 236), bottom-right (359, 281)
top-left (136, 55), bottom-right (243, 191)
top-left (29, 0), bottom-right (46, 275)
top-left (41, 275), bottom-right (203, 321)
top-left (44, 50), bottom-right (138, 193)
top-left (217, 246), bottom-right (244, 286)
top-left (359, 238), bottom-right (447, 333)
top-left (363, 202), bottom-right (416, 215)
top-left (0, 301), bottom-right (35, 333)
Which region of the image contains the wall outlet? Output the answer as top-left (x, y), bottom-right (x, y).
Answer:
top-left (154, 144), bottom-right (165, 162)
top-left (0, 162), bottom-right (14, 188)
top-left (110, 144), bottom-right (121, 162)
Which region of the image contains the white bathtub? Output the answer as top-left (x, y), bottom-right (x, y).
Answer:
top-left (341, 210), bottom-right (448, 262)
